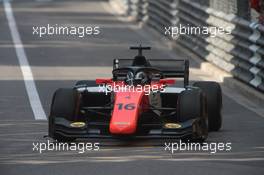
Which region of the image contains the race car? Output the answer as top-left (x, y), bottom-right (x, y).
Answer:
top-left (48, 45), bottom-right (222, 142)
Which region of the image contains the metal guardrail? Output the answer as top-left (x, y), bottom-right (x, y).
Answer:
top-left (111, 0), bottom-right (264, 92)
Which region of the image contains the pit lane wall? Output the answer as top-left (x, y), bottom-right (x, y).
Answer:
top-left (110, 0), bottom-right (264, 93)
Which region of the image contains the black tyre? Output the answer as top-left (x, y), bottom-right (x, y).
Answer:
top-left (177, 89), bottom-right (208, 141)
top-left (193, 81), bottom-right (222, 131)
top-left (49, 88), bottom-right (79, 142)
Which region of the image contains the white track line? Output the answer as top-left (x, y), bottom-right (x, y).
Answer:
top-left (159, 157), bottom-right (264, 162)
top-left (4, 0), bottom-right (47, 120)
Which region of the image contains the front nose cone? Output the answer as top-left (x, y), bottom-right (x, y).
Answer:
top-left (110, 122), bottom-right (136, 134)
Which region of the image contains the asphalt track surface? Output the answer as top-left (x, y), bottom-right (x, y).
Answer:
top-left (0, 0), bottom-right (264, 175)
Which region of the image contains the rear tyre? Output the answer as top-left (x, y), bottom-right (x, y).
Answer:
top-left (177, 89), bottom-right (208, 142)
top-left (193, 81), bottom-right (222, 131)
top-left (49, 88), bottom-right (79, 142)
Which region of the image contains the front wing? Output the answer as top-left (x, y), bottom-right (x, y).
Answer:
top-left (53, 117), bottom-right (199, 139)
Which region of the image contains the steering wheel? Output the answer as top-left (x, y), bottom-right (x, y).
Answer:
top-left (112, 67), bottom-right (163, 85)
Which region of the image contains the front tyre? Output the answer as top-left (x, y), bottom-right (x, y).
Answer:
top-left (177, 89), bottom-right (208, 142)
top-left (193, 81), bottom-right (222, 131)
top-left (49, 88), bottom-right (79, 142)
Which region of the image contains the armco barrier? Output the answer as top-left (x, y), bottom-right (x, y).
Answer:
top-left (111, 0), bottom-right (264, 93)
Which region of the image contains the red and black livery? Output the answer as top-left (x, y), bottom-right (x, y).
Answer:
top-left (48, 46), bottom-right (222, 142)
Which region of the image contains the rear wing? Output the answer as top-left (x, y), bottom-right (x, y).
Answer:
top-left (113, 59), bottom-right (189, 87)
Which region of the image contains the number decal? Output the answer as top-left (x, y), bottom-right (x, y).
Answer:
top-left (125, 103), bottom-right (136, 110)
top-left (117, 103), bottom-right (123, 110)
top-left (116, 103), bottom-right (136, 110)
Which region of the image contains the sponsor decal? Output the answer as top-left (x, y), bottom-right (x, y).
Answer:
top-left (114, 122), bottom-right (130, 125)
top-left (164, 123), bottom-right (182, 129)
top-left (70, 122), bottom-right (86, 128)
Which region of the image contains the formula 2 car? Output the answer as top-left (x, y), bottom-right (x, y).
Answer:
top-left (48, 45), bottom-right (222, 142)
